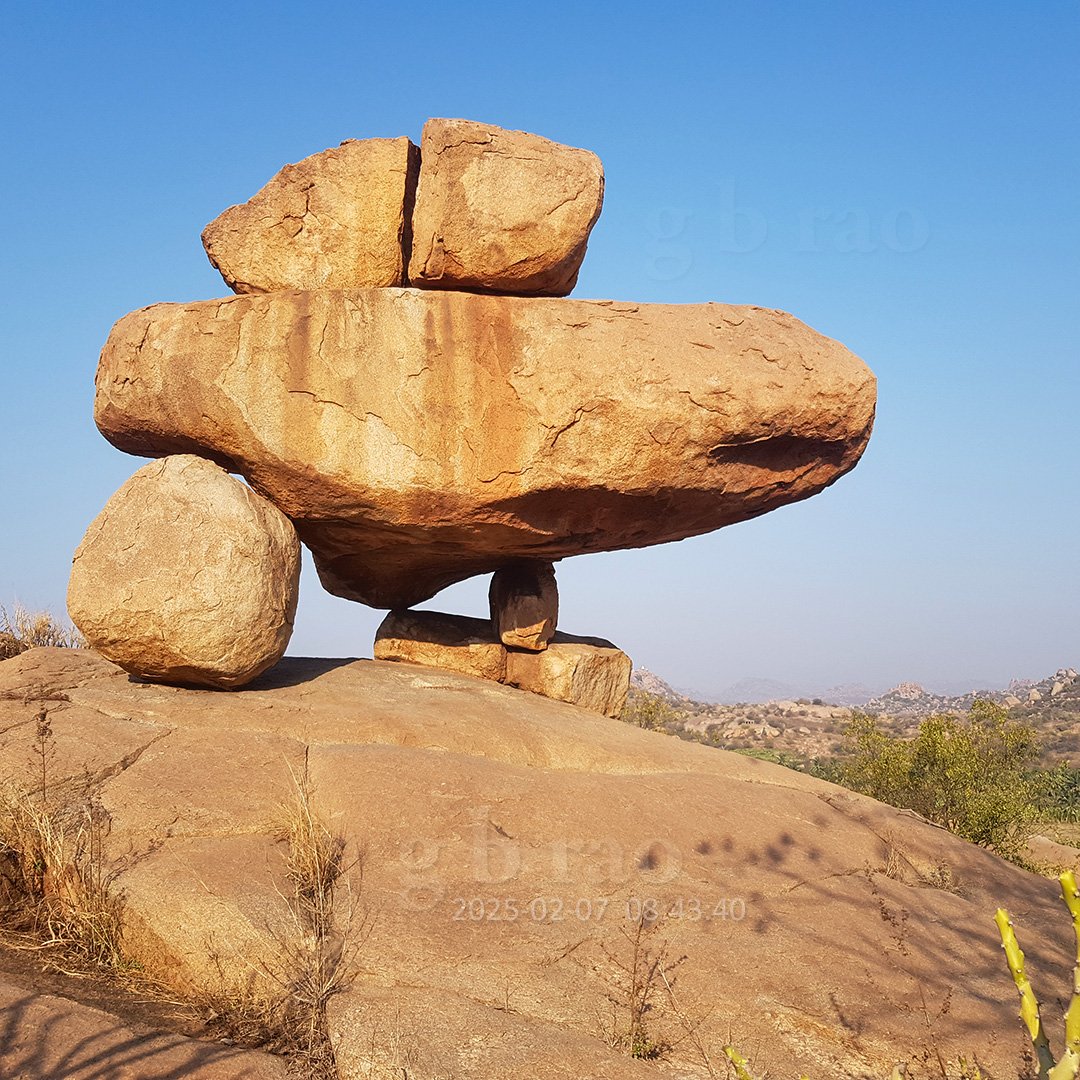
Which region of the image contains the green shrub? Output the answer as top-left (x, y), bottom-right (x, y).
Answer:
top-left (1042, 763), bottom-right (1080, 823)
top-left (621, 690), bottom-right (680, 731)
top-left (838, 700), bottom-right (1044, 859)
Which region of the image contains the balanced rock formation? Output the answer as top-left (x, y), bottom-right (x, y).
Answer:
top-left (74, 117), bottom-right (876, 698)
top-left (374, 610), bottom-right (630, 717)
top-left (95, 289), bottom-right (875, 609)
top-left (489, 560), bottom-right (558, 651)
top-left (408, 118), bottom-right (604, 295)
top-left (202, 137), bottom-right (419, 293)
top-left (68, 455), bottom-right (300, 689)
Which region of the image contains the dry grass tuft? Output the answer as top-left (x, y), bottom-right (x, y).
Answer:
top-left (200, 752), bottom-right (364, 1079)
top-left (0, 603), bottom-right (84, 660)
top-left (0, 710), bottom-right (126, 972)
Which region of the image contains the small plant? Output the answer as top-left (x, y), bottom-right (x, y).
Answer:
top-left (201, 752), bottom-right (363, 1079)
top-left (996, 869), bottom-right (1080, 1079)
top-left (594, 911), bottom-right (684, 1059)
top-left (0, 603), bottom-right (84, 660)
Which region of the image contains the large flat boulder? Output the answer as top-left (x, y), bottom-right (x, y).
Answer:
top-left (408, 118), bottom-right (604, 296)
top-left (202, 137), bottom-right (419, 292)
top-left (504, 628), bottom-right (631, 716)
top-left (68, 455), bottom-right (300, 688)
top-left (0, 648), bottom-right (1065, 1079)
top-left (373, 609), bottom-right (508, 683)
top-left (95, 288), bottom-right (876, 609)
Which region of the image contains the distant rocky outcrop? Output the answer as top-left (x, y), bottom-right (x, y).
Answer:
top-left (629, 667), bottom-right (682, 700)
top-left (865, 668), bottom-right (1080, 719)
top-left (72, 118), bottom-right (875, 699)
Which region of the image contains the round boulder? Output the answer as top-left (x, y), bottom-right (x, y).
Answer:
top-left (68, 455), bottom-right (300, 689)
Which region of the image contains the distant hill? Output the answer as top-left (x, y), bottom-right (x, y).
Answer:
top-left (710, 676), bottom-right (801, 705)
top-left (629, 667), bottom-right (682, 700)
top-left (628, 665), bottom-right (1080, 764)
top-left (674, 676), bottom-right (880, 707)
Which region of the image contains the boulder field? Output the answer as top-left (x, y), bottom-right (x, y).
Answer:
top-left (0, 648), bottom-right (1066, 1079)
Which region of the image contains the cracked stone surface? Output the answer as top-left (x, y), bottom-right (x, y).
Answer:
top-left (67, 455), bottom-right (300, 688)
top-left (95, 289), bottom-right (876, 608)
top-left (202, 137), bottom-right (419, 293)
top-left (0, 647), bottom-right (1067, 1078)
top-left (408, 118), bottom-right (604, 296)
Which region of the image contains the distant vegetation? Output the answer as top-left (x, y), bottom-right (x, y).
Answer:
top-left (832, 702), bottom-right (1045, 860)
top-left (0, 604), bottom-right (83, 660)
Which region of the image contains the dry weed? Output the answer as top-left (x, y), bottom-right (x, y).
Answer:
top-left (0, 711), bottom-right (126, 972)
top-left (200, 751), bottom-right (365, 1079)
top-left (591, 910), bottom-right (685, 1059)
top-left (0, 603), bottom-right (84, 660)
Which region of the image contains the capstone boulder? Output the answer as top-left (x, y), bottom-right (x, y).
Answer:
top-left (94, 288), bottom-right (876, 610)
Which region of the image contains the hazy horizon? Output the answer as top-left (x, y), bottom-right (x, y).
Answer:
top-left (2, 3), bottom-right (1076, 695)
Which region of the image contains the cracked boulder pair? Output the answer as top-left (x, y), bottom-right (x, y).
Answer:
top-left (201, 118), bottom-right (604, 298)
top-left (94, 288), bottom-right (877, 610)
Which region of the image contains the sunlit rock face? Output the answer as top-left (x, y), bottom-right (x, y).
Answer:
top-left (94, 287), bottom-right (875, 609)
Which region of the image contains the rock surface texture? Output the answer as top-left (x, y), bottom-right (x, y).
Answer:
top-left (202, 137), bottom-right (419, 293)
top-left (0, 648), bottom-right (1061, 1080)
top-left (373, 609), bottom-right (507, 683)
top-left (408, 118), bottom-right (604, 296)
top-left (0, 974), bottom-right (287, 1080)
top-left (67, 455), bottom-right (300, 688)
top-left (504, 629), bottom-right (631, 716)
top-left (95, 289), bottom-right (876, 609)
top-left (374, 609), bottom-right (630, 716)
top-left (489, 560), bottom-right (559, 650)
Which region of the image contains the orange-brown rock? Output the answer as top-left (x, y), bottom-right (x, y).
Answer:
top-left (202, 138), bottom-right (419, 293)
top-left (489, 560), bottom-right (558, 651)
top-left (94, 288), bottom-right (876, 609)
top-left (504, 629), bottom-right (631, 717)
top-left (373, 609), bottom-right (507, 683)
top-left (0, 976), bottom-right (288, 1080)
top-left (408, 118), bottom-right (604, 296)
top-left (373, 609), bottom-right (629, 715)
top-left (0, 647), bottom-right (1062, 1079)
top-left (67, 455), bottom-right (300, 689)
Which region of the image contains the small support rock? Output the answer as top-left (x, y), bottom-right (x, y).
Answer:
top-left (489, 561), bottom-right (558, 652)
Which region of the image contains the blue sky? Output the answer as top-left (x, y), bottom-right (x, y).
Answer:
top-left (1, 2), bottom-right (1076, 696)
